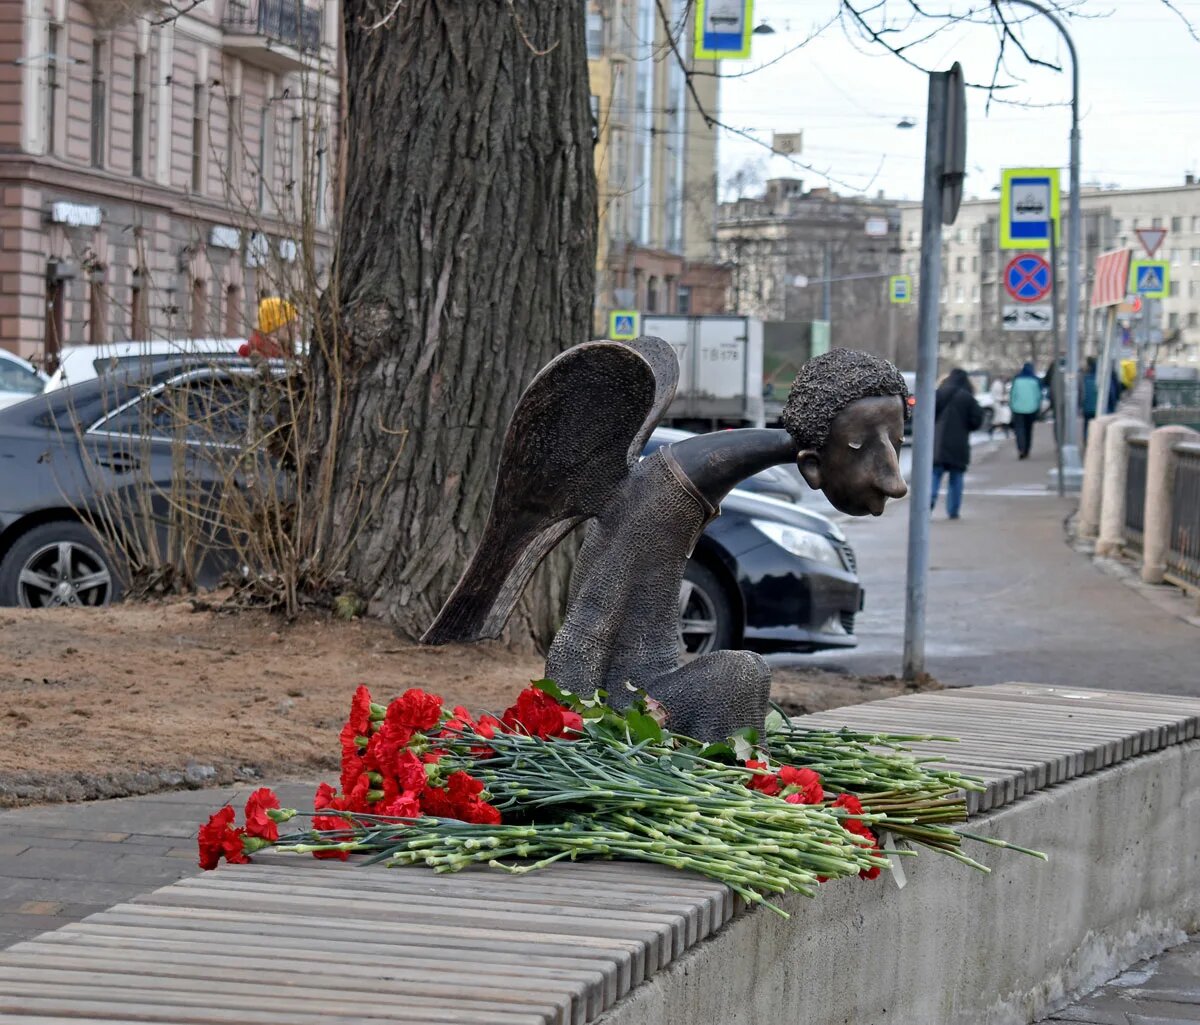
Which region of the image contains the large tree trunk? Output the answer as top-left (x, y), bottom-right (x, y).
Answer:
top-left (317, 1), bottom-right (596, 648)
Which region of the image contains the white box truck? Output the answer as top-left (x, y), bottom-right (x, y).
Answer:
top-left (641, 314), bottom-right (765, 431)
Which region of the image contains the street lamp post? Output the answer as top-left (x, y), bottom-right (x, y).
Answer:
top-left (997, 0), bottom-right (1083, 479)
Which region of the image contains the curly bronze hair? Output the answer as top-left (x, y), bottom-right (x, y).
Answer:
top-left (781, 348), bottom-right (910, 449)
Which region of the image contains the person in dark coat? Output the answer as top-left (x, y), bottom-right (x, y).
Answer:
top-left (931, 367), bottom-right (984, 520)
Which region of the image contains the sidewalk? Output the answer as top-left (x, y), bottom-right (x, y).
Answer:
top-left (0, 781), bottom-right (316, 950)
top-left (793, 425), bottom-right (1200, 692)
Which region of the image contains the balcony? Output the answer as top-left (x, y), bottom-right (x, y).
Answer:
top-left (223, 0), bottom-right (322, 73)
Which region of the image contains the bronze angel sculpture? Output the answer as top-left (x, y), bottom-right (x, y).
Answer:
top-left (423, 338), bottom-right (909, 742)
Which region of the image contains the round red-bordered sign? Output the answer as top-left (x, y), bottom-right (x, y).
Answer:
top-left (1004, 253), bottom-right (1052, 303)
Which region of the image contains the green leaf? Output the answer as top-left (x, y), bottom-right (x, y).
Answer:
top-left (531, 678), bottom-right (577, 707)
top-left (698, 741), bottom-right (735, 761)
top-left (764, 709), bottom-right (786, 735)
top-left (624, 707), bottom-right (664, 745)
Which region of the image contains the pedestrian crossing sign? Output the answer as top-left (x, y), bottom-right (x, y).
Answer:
top-left (889, 275), bottom-right (912, 304)
top-left (1129, 259), bottom-right (1169, 298)
top-left (608, 310), bottom-right (640, 340)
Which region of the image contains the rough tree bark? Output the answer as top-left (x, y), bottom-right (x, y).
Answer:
top-left (316, 1), bottom-right (597, 648)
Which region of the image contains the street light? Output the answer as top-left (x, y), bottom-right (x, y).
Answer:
top-left (996, 0), bottom-right (1083, 483)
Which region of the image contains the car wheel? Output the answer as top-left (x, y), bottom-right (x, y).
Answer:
top-left (678, 560), bottom-right (735, 658)
top-left (0, 521), bottom-right (120, 609)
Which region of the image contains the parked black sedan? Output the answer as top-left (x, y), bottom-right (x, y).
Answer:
top-left (0, 366), bottom-right (864, 657)
top-left (0, 360), bottom-right (269, 607)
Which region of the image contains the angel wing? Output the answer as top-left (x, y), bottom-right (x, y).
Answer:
top-left (421, 336), bottom-right (678, 644)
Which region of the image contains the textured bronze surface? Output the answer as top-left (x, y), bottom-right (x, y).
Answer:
top-left (423, 339), bottom-right (908, 741)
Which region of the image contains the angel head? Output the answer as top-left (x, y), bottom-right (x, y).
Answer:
top-left (781, 349), bottom-right (910, 517)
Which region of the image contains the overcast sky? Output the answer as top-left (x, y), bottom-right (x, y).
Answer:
top-left (715, 0), bottom-right (1200, 202)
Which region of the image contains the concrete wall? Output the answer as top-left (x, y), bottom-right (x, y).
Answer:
top-left (598, 740), bottom-right (1200, 1025)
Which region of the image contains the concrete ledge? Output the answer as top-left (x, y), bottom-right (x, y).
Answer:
top-left (597, 739), bottom-right (1200, 1025)
top-left (2, 685), bottom-right (1199, 1025)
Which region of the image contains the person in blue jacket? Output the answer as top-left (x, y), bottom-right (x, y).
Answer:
top-left (1009, 362), bottom-right (1042, 459)
top-left (1081, 356), bottom-right (1125, 444)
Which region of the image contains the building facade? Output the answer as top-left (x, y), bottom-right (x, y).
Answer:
top-left (0, 0), bottom-right (339, 364)
top-left (898, 178), bottom-right (1200, 374)
top-left (716, 179), bottom-right (910, 365)
top-left (586, 0), bottom-right (729, 327)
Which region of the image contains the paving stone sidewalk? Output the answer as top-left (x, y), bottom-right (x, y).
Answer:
top-left (0, 781), bottom-right (315, 950)
top-left (1038, 935), bottom-right (1200, 1024)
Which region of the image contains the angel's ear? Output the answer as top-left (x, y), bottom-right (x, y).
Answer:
top-left (797, 450), bottom-right (823, 490)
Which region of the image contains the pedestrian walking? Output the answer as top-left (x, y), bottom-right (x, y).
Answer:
top-left (988, 376), bottom-right (1012, 439)
top-left (1080, 356), bottom-right (1126, 445)
top-left (1009, 361), bottom-right (1042, 459)
top-left (931, 367), bottom-right (984, 520)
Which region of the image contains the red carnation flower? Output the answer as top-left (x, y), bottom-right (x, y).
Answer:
top-left (458, 799), bottom-right (502, 825)
top-left (441, 706), bottom-right (502, 758)
top-left (198, 806), bottom-right (236, 870)
top-left (243, 788), bottom-right (281, 842)
top-left (386, 688), bottom-right (444, 732)
top-left (744, 759), bottom-right (781, 797)
top-left (347, 685), bottom-right (373, 736)
top-left (314, 781), bottom-right (347, 811)
top-left (833, 792), bottom-right (882, 879)
top-left (421, 786), bottom-right (455, 818)
top-left (222, 826), bottom-right (251, 865)
top-left (447, 770), bottom-right (485, 805)
top-left (393, 749), bottom-right (428, 792)
top-left (501, 687), bottom-right (583, 740)
top-left (378, 791), bottom-right (422, 821)
top-left (779, 766), bottom-right (824, 806)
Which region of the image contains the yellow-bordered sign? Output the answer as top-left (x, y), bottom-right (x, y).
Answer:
top-left (609, 310), bottom-right (640, 340)
top-left (889, 275), bottom-right (912, 304)
top-left (999, 168), bottom-right (1060, 250)
top-left (1129, 259), bottom-right (1169, 299)
top-left (694, 0), bottom-right (754, 60)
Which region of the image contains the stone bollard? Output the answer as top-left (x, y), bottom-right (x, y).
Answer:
top-left (1096, 418), bottom-right (1147, 558)
top-left (1141, 425), bottom-right (1200, 584)
top-left (1079, 414), bottom-right (1122, 539)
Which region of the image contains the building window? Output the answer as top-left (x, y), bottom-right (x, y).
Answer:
top-left (191, 278), bottom-right (207, 336)
top-left (45, 24), bottom-right (60, 155)
top-left (1190, 280), bottom-right (1200, 299)
top-left (88, 276), bottom-right (106, 344)
top-left (1191, 248), bottom-right (1200, 264)
top-left (586, 5), bottom-right (604, 59)
top-left (1193, 216), bottom-right (1200, 233)
top-left (90, 41), bottom-right (106, 168)
top-left (955, 256), bottom-right (965, 272)
top-left (971, 255), bottom-right (978, 272)
top-left (1168, 312), bottom-right (1179, 329)
top-left (132, 53), bottom-right (145, 177)
top-left (589, 94), bottom-right (600, 142)
top-left (191, 83), bottom-right (206, 193)
top-left (131, 274), bottom-right (148, 339)
top-left (1152, 216), bottom-right (1163, 228)
top-left (664, 276), bottom-right (676, 313)
top-left (226, 95), bottom-right (242, 189)
top-left (315, 128), bottom-right (328, 227)
top-left (1112, 218), bottom-right (1122, 234)
top-left (646, 276), bottom-right (659, 313)
top-left (1172, 216), bottom-right (1183, 233)
top-left (953, 314), bottom-right (963, 329)
top-left (257, 106), bottom-right (271, 211)
top-left (225, 284), bottom-right (241, 336)
top-left (1188, 312), bottom-right (1198, 328)
top-left (955, 284), bottom-right (963, 302)
top-left (971, 284), bottom-right (979, 301)
top-left (677, 284), bottom-right (691, 314)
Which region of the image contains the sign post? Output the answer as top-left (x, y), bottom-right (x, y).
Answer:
top-left (999, 168), bottom-right (1060, 251)
top-left (1090, 248), bottom-right (1132, 447)
top-left (888, 275), bottom-right (912, 304)
top-left (903, 62), bottom-right (965, 684)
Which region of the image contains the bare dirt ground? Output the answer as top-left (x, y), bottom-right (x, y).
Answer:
top-left (0, 601), bottom-right (938, 807)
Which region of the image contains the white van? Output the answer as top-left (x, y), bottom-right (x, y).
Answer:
top-left (43, 338), bottom-right (248, 392)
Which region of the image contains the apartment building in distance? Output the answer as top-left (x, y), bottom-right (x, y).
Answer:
top-left (586, 0), bottom-right (730, 328)
top-left (0, 0), bottom-right (339, 365)
top-left (898, 177), bottom-right (1200, 373)
top-left (716, 178), bottom-right (910, 365)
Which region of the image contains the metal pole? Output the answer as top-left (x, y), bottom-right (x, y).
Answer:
top-left (1048, 230), bottom-right (1065, 496)
top-left (822, 238), bottom-right (832, 326)
top-left (999, 0), bottom-right (1082, 479)
top-left (902, 70), bottom-right (947, 682)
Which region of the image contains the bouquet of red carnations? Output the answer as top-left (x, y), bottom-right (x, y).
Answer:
top-left (199, 681), bottom-right (1041, 916)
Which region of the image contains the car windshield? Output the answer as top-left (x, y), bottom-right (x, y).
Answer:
top-left (0, 357), bottom-right (44, 395)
